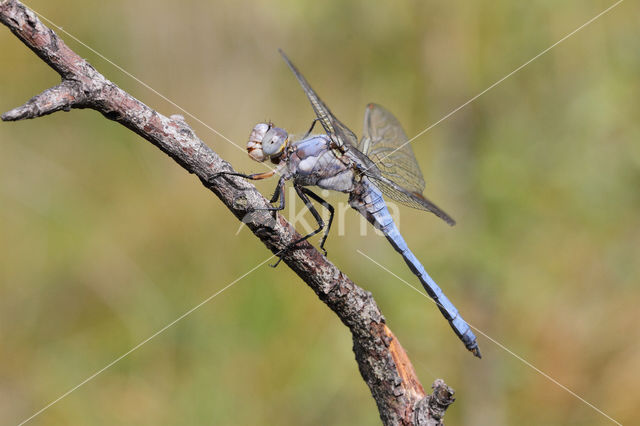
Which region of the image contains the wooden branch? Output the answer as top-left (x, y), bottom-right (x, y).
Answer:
top-left (0, 1), bottom-right (456, 424)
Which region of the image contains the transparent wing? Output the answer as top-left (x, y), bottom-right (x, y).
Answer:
top-left (370, 176), bottom-right (456, 226)
top-left (279, 49), bottom-right (359, 149)
top-left (360, 103), bottom-right (425, 194)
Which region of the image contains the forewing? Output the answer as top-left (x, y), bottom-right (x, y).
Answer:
top-left (360, 103), bottom-right (425, 194)
top-left (279, 50), bottom-right (359, 149)
top-left (370, 176), bottom-right (456, 226)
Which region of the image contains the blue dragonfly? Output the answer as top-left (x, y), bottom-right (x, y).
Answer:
top-left (213, 50), bottom-right (480, 358)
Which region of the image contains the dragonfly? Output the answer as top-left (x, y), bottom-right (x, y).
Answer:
top-left (212, 50), bottom-right (480, 358)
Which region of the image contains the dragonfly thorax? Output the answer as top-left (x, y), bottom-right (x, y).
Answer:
top-left (247, 122), bottom-right (289, 162)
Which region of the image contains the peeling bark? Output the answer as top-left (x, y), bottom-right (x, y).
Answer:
top-left (0, 1), bottom-right (456, 424)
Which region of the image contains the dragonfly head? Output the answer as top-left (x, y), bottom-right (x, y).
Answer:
top-left (247, 122), bottom-right (289, 162)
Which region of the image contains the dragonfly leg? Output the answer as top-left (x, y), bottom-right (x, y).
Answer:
top-left (252, 177), bottom-right (286, 212)
top-left (303, 118), bottom-right (320, 139)
top-left (209, 170), bottom-right (282, 213)
top-left (208, 170), bottom-right (276, 184)
top-left (298, 187), bottom-right (334, 255)
top-left (271, 184), bottom-right (326, 267)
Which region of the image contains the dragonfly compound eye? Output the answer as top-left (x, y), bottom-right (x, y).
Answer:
top-left (261, 127), bottom-right (288, 157)
top-left (247, 122), bottom-right (270, 162)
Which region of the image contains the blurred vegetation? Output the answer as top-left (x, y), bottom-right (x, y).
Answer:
top-left (1, 0), bottom-right (638, 425)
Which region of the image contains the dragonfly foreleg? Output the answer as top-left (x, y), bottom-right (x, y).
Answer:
top-left (208, 170), bottom-right (282, 213)
top-left (271, 184), bottom-right (327, 267)
top-left (208, 170), bottom-right (276, 184)
top-left (298, 187), bottom-right (334, 254)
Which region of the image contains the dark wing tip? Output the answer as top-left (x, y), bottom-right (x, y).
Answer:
top-left (428, 203), bottom-right (456, 226)
top-left (412, 191), bottom-right (456, 226)
top-left (278, 49), bottom-right (292, 67)
top-left (442, 212), bottom-right (456, 226)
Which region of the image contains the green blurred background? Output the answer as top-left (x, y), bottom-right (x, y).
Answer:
top-left (1, 0), bottom-right (638, 424)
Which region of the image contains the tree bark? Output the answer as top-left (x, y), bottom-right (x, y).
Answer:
top-left (0, 1), bottom-right (456, 424)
